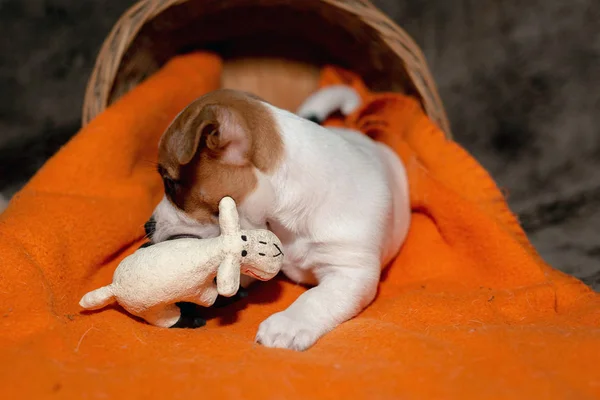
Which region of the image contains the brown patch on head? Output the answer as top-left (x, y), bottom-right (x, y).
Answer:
top-left (157, 89), bottom-right (283, 223)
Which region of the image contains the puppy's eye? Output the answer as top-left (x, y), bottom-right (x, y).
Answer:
top-left (163, 177), bottom-right (178, 195)
top-left (241, 235), bottom-right (247, 241)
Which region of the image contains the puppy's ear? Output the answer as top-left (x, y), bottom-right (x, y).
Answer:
top-left (201, 104), bottom-right (250, 166)
top-left (169, 122), bottom-right (207, 166)
top-left (167, 104), bottom-right (249, 166)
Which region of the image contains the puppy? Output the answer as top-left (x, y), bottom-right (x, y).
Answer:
top-left (149, 85), bottom-right (411, 350)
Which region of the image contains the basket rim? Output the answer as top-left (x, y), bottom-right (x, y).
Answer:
top-left (82, 0), bottom-right (452, 138)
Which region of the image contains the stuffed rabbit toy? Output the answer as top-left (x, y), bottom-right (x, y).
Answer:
top-left (80, 197), bottom-right (283, 327)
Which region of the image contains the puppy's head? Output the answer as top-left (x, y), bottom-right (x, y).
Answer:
top-left (149, 89), bottom-right (283, 242)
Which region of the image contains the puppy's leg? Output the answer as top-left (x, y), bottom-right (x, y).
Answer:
top-left (256, 251), bottom-right (380, 351)
top-left (296, 85), bottom-right (361, 123)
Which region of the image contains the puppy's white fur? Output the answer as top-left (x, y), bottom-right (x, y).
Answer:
top-left (296, 84), bottom-right (361, 121)
top-left (152, 86), bottom-right (410, 350)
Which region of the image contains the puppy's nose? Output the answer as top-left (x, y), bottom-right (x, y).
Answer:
top-left (144, 217), bottom-right (156, 237)
top-left (305, 114), bottom-right (322, 125)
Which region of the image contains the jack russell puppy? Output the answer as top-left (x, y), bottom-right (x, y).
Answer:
top-left (148, 85), bottom-right (410, 351)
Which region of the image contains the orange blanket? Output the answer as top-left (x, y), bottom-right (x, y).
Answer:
top-left (1, 52), bottom-right (599, 399)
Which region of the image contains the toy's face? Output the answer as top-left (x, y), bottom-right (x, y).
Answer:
top-left (237, 229), bottom-right (284, 281)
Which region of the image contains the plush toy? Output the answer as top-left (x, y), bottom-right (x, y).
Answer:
top-left (79, 197), bottom-right (284, 328)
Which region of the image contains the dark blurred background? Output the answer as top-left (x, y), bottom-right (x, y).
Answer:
top-left (0, 0), bottom-right (598, 289)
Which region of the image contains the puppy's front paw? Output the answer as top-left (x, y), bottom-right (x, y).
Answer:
top-left (255, 312), bottom-right (320, 351)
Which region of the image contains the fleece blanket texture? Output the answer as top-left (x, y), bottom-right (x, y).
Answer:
top-left (0, 52), bottom-right (598, 399)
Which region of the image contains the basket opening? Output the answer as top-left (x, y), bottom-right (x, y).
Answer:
top-left (109, 1), bottom-right (417, 110)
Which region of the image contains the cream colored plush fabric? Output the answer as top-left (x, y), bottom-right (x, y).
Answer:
top-left (79, 197), bottom-right (283, 327)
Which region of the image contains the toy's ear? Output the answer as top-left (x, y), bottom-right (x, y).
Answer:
top-left (216, 254), bottom-right (241, 297)
top-left (218, 197), bottom-right (240, 236)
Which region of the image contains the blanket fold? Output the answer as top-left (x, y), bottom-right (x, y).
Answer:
top-left (0, 52), bottom-right (598, 400)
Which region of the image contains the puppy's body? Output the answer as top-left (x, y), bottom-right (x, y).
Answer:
top-left (258, 105), bottom-right (408, 274)
top-left (152, 87), bottom-right (410, 350)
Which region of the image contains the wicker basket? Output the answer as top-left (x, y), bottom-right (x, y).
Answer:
top-left (82, 0), bottom-right (452, 137)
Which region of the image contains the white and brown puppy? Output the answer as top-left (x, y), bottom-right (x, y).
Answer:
top-left (150, 85), bottom-right (410, 351)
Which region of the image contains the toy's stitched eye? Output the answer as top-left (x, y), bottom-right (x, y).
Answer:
top-left (259, 241), bottom-right (267, 245)
top-left (241, 250), bottom-right (247, 257)
top-left (259, 253), bottom-right (265, 256)
top-left (241, 235), bottom-right (247, 241)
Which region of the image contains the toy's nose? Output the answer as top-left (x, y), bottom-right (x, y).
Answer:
top-left (144, 217), bottom-right (156, 237)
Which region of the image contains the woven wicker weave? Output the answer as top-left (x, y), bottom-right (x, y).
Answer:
top-left (82, 0), bottom-right (452, 137)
